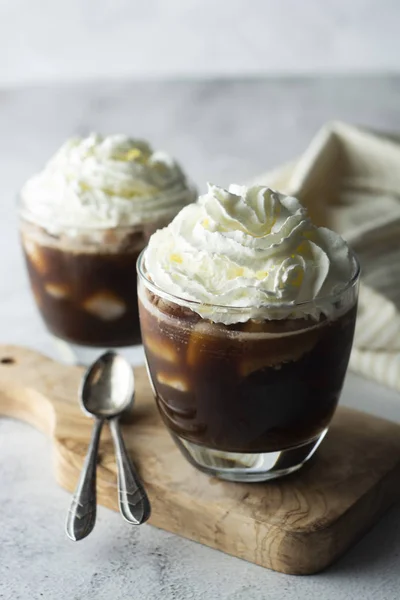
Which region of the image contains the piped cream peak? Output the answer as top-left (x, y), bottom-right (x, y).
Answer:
top-left (145, 184), bottom-right (356, 323)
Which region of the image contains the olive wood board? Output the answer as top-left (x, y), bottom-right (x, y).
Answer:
top-left (1, 344), bottom-right (400, 575)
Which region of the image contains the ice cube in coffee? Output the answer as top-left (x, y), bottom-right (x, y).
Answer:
top-left (138, 184), bottom-right (359, 482)
top-left (19, 134), bottom-right (196, 362)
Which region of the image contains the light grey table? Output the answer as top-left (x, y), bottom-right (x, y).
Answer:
top-left (1, 78), bottom-right (400, 600)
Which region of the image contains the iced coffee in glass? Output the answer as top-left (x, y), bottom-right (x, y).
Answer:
top-left (138, 184), bottom-right (359, 482)
top-left (19, 134), bottom-right (196, 364)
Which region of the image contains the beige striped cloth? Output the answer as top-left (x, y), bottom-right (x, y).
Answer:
top-left (251, 121), bottom-right (400, 392)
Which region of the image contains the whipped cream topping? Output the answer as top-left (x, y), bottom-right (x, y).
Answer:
top-left (145, 184), bottom-right (356, 323)
top-left (21, 134), bottom-right (196, 232)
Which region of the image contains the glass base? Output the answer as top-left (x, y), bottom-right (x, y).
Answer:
top-left (51, 336), bottom-right (146, 367)
top-left (172, 429), bottom-right (328, 482)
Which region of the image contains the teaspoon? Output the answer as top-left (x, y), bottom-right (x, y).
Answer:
top-left (65, 351), bottom-right (151, 541)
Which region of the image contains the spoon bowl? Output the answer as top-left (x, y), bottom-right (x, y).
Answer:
top-left (81, 351), bottom-right (134, 418)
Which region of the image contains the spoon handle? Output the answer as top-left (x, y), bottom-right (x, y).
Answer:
top-left (65, 417), bottom-right (104, 541)
top-left (109, 417), bottom-right (151, 525)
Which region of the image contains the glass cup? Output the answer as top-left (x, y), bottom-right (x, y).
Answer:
top-left (18, 202), bottom-right (193, 366)
top-left (137, 249), bottom-right (360, 482)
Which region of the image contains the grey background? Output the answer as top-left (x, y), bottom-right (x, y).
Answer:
top-left (1, 77), bottom-right (400, 599)
top-left (1, 0), bottom-right (400, 85)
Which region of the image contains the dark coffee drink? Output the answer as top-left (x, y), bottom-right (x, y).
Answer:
top-left (18, 133), bottom-right (196, 361)
top-left (138, 182), bottom-right (360, 481)
top-left (139, 287), bottom-right (357, 454)
top-left (20, 221), bottom-right (160, 347)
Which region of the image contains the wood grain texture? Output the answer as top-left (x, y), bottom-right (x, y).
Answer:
top-left (1, 344), bottom-right (400, 575)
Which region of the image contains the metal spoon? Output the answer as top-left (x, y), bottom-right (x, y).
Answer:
top-left (66, 351), bottom-right (151, 541)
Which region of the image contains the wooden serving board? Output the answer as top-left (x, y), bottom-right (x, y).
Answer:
top-left (1, 345), bottom-right (400, 575)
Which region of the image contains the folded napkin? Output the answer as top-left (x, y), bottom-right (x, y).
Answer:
top-left (251, 122), bottom-right (400, 392)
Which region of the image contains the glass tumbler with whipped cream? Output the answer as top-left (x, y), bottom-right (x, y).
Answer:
top-left (138, 184), bottom-right (360, 482)
top-left (19, 134), bottom-right (196, 365)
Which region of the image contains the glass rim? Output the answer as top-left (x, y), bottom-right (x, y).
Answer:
top-left (136, 246), bottom-right (361, 312)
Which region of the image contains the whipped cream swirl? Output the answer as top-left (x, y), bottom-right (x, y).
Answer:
top-left (21, 134), bottom-right (196, 232)
top-left (145, 184), bottom-right (356, 322)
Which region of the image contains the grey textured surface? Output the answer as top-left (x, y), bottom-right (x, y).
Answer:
top-left (1, 77), bottom-right (400, 599)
